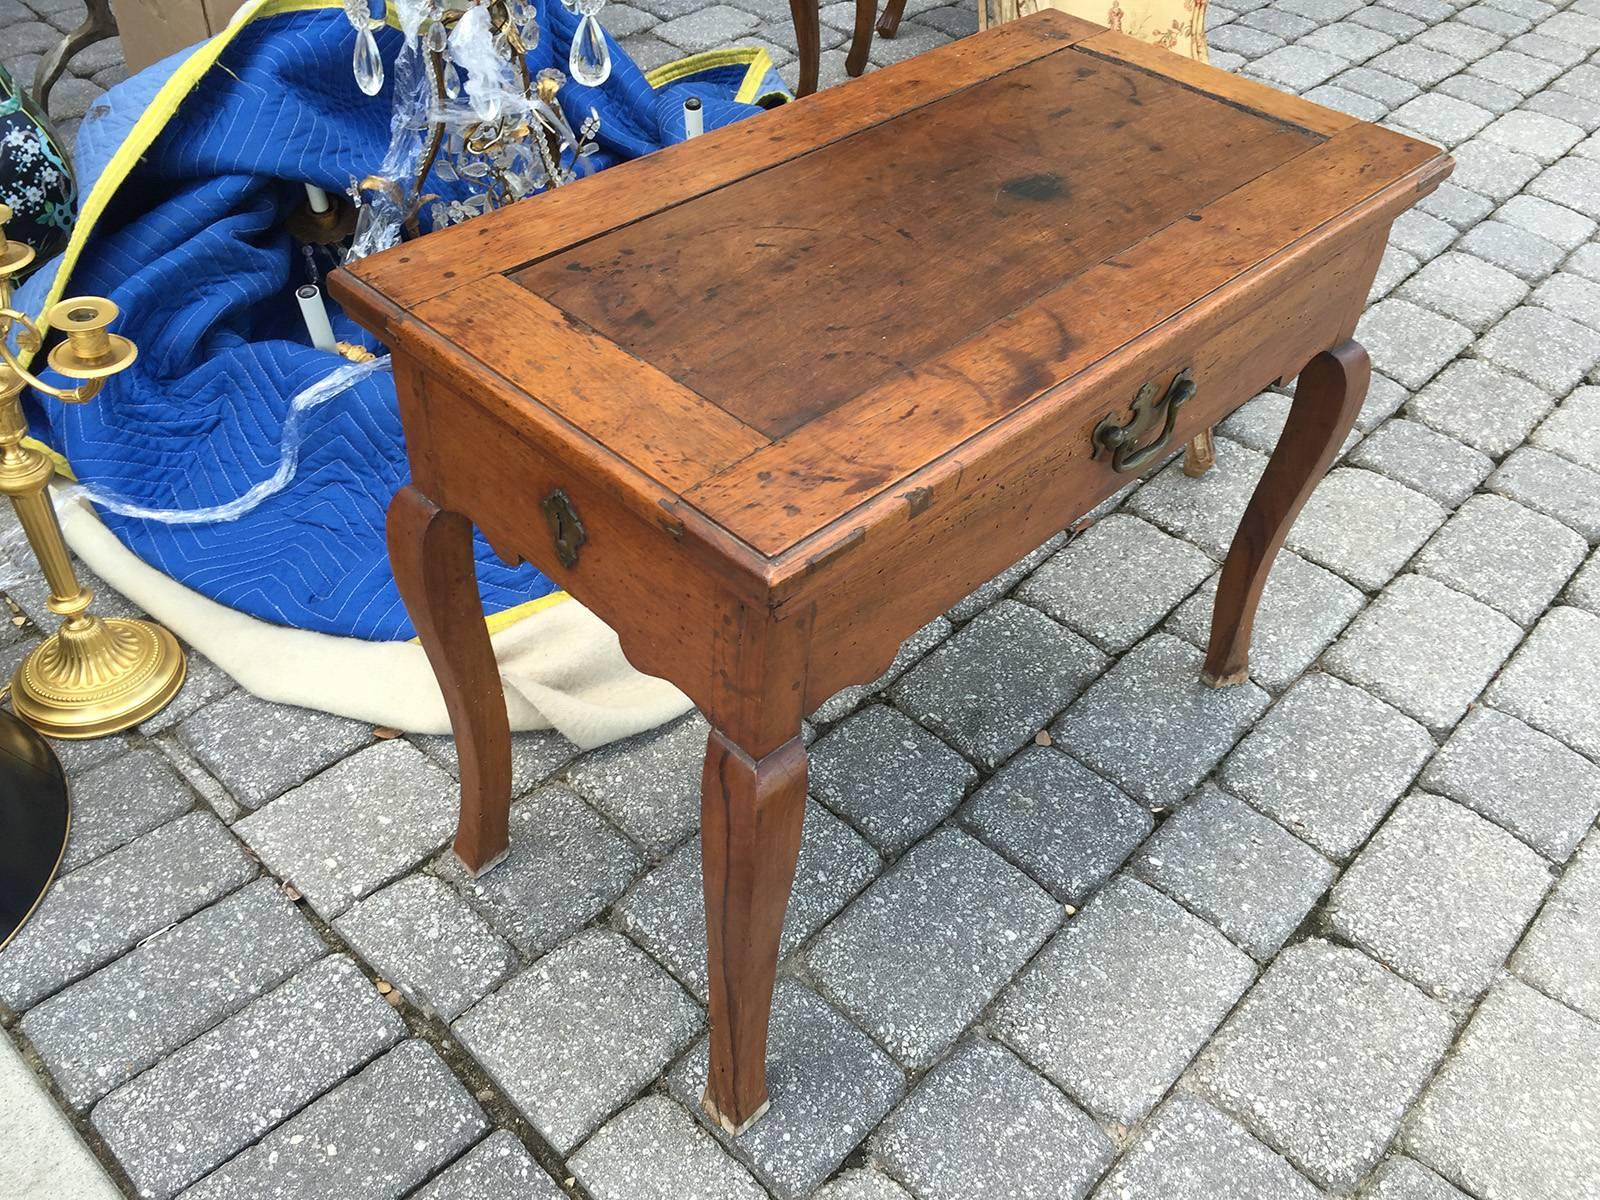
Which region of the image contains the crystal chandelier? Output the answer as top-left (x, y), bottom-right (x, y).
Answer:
top-left (339, 0), bottom-right (605, 259)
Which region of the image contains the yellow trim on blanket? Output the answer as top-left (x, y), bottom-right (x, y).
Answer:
top-left (645, 47), bottom-right (784, 106)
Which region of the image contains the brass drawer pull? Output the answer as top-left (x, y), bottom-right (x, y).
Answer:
top-left (541, 489), bottom-right (586, 567)
top-left (1093, 368), bottom-right (1196, 474)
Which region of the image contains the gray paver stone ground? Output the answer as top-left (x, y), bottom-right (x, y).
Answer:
top-left (652, 3), bottom-right (757, 48)
top-left (1130, 783), bottom-right (1336, 959)
top-left (615, 799), bottom-right (878, 1000)
top-left (235, 739), bottom-right (457, 920)
top-left (1125, 438), bottom-right (1270, 558)
top-left (809, 703), bottom-right (977, 854)
top-left (958, 745), bottom-right (1152, 903)
top-left (945, 533), bottom-right (1069, 624)
top-left (1165, 551), bottom-right (1366, 691)
top-left (869, 1036), bottom-right (1114, 1200)
top-left (1420, 706), bottom-right (1600, 859)
top-left (1388, 92), bottom-right (1495, 147)
top-left (811, 617), bottom-right (951, 725)
top-left (138, 652), bottom-right (234, 736)
top-left (1221, 672), bottom-right (1435, 859)
top-left (61, 747), bottom-right (197, 872)
top-left (1510, 827), bottom-right (1600, 1021)
top-left (1015, 515), bottom-right (1215, 653)
top-left (1326, 792), bottom-right (1552, 1001)
top-left (1355, 300), bottom-right (1474, 389)
top-left (993, 877), bottom-right (1256, 1124)
top-left (1053, 634), bottom-right (1271, 809)
top-left (1457, 219), bottom-right (1567, 281)
top-left (411, 1130), bottom-right (564, 1199)
top-left (180, 1041), bottom-right (486, 1200)
top-left (1446, 138), bottom-right (1542, 199)
top-left (668, 980), bottom-right (906, 1200)
top-left (888, 599), bottom-right (1108, 770)
top-left (1497, 194), bottom-right (1598, 249)
top-left (1250, 43), bottom-right (1347, 88)
top-left (1395, 250), bottom-right (1528, 331)
top-left (1411, 494), bottom-right (1588, 625)
top-left (1485, 605), bottom-right (1600, 755)
top-left (1570, 549), bottom-right (1600, 612)
top-left (1418, 181), bottom-right (1496, 229)
top-left (176, 690), bottom-right (370, 810)
top-left (21, 879), bottom-right (323, 1108)
top-left (90, 956), bottom-right (404, 1200)
top-left (1091, 1094), bottom-right (1321, 1200)
top-left (1322, 573), bottom-right (1523, 732)
top-left (0, 812), bottom-right (257, 1011)
top-left (813, 1169), bottom-right (913, 1200)
top-left (1406, 359), bottom-right (1556, 455)
top-left (805, 829), bottom-right (1058, 1070)
top-left (1532, 273), bottom-right (1600, 334)
top-left (333, 873), bottom-right (517, 1021)
top-left (1406, 978), bottom-right (1600, 1200)
top-left (1388, 209), bottom-right (1457, 260)
top-left (1365, 1157), bottom-right (1474, 1199)
top-left (416, 726), bottom-right (578, 801)
top-left (435, 782), bottom-right (641, 957)
top-left (570, 1094), bottom-right (767, 1200)
top-left (1489, 446), bottom-right (1600, 542)
top-left (566, 712), bottom-right (706, 857)
top-left (1285, 468), bottom-right (1447, 592)
top-left (1480, 306), bottom-right (1600, 393)
top-left (1528, 155), bottom-right (1600, 219)
top-left (1530, 385), bottom-right (1600, 469)
top-left (1192, 940), bottom-right (1454, 1191)
top-left (1345, 419), bottom-right (1493, 508)
top-left (454, 930), bottom-right (701, 1154)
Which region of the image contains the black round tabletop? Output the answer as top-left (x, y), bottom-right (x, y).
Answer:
top-left (0, 708), bottom-right (68, 951)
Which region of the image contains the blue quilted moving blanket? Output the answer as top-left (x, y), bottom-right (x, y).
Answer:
top-left (15, 2), bottom-right (782, 640)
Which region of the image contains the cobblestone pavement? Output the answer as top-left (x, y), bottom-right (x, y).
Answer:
top-left (3, 0), bottom-right (1600, 1196)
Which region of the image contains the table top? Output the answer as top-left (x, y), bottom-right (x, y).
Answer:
top-left (337, 10), bottom-right (1449, 576)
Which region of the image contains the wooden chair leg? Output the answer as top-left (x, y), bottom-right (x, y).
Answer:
top-left (1204, 340), bottom-right (1368, 687)
top-left (701, 728), bottom-right (808, 1135)
top-left (790, 0), bottom-right (822, 96)
top-left (846, 0), bottom-right (877, 75)
top-left (877, 0), bottom-right (909, 37)
top-left (1183, 428), bottom-right (1217, 476)
top-left (387, 486), bottom-right (512, 875)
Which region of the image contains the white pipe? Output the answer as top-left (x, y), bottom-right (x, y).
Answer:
top-left (683, 97), bottom-right (703, 140)
top-left (296, 284), bottom-right (337, 352)
top-left (305, 184), bottom-right (332, 214)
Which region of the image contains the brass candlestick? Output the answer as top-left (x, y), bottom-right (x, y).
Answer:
top-left (0, 204), bottom-right (186, 738)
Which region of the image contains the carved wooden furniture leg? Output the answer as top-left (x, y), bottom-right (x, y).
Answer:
top-left (32, 0), bottom-right (117, 116)
top-left (846, 0), bottom-right (879, 76)
top-left (702, 729), bottom-right (808, 1135)
top-left (387, 486), bottom-right (513, 874)
top-left (1183, 429), bottom-right (1217, 476)
top-left (1204, 340), bottom-right (1369, 687)
top-left (877, 0), bottom-right (908, 37)
top-left (790, 0), bottom-right (822, 95)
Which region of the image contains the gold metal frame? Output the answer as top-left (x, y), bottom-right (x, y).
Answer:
top-left (0, 204), bottom-right (186, 738)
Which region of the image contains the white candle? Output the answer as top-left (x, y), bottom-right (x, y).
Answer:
top-left (305, 184), bottom-right (332, 214)
top-left (684, 97), bottom-right (703, 140)
top-left (296, 284), bottom-right (337, 351)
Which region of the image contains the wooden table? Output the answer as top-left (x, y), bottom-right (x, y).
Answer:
top-left (331, 12), bottom-right (1450, 1135)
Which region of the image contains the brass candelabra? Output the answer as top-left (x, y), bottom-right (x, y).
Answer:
top-left (0, 204), bottom-right (186, 737)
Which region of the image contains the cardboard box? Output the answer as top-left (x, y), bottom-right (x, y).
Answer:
top-left (112, 0), bottom-right (253, 74)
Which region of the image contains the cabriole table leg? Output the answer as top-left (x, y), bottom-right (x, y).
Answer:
top-left (701, 728), bottom-right (808, 1135)
top-left (1204, 339), bottom-right (1370, 687)
top-left (387, 486), bottom-right (514, 875)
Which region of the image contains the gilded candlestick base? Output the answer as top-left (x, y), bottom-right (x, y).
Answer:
top-left (11, 614), bottom-right (186, 738)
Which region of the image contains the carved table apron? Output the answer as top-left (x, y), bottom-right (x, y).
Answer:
top-left (331, 10), bottom-right (1451, 1135)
